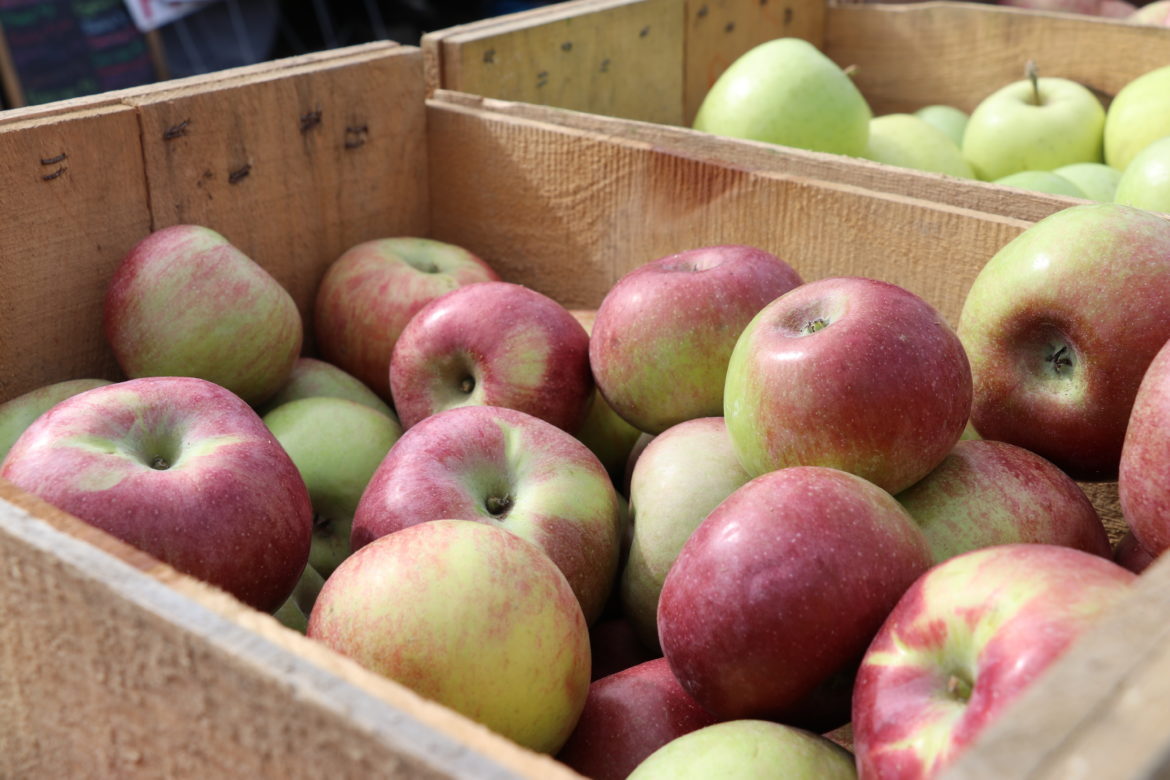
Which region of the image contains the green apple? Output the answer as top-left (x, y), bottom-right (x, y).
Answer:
top-left (962, 72), bottom-right (1105, 181)
top-left (273, 594), bottom-right (308, 633)
top-left (1114, 135), bottom-right (1170, 213)
top-left (0, 378), bottom-right (111, 461)
top-left (1104, 64), bottom-right (1170, 171)
top-left (263, 397), bottom-right (402, 578)
top-left (1130, 0), bottom-right (1170, 24)
top-left (693, 38), bottom-right (872, 156)
top-left (627, 720), bottom-right (857, 780)
top-left (1053, 162), bottom-right (1123, 202)
top-left (993, 170), bottom-right (1086, 198)
top-left (914, 104), bottom-right (969, 147)
top-left (258, 356), bottom-right (392, 417)
top-left (291, 562), bottom-right (326, 617)
top-left (864, 113), bottom-right (974, 178)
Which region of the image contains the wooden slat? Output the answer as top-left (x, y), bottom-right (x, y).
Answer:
top-left (0, 104), bottom-right (151, 402)
top-left (0, 480), bottom-right (578, 779)
top-left (422, 0), bottom-right (686, 126)
top-left (423, 95), bottom-right (1028, 326)
top-left (682, 0), bottom-right (827, 124)
top-left (823, 2), bottom-right (1170, 115)
top-left (945, 550), bottom-right (1170, 779)
top-left (125, 43), bottom-right (429, 348)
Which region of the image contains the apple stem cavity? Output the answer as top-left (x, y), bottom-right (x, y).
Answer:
top-left (149, 455), bottom-right (170, 470)
top-left (1026, 59), bottom-right (1042, 106)
top-left (313, 514), bottom-right (333, 535)
top-left (1046, 344), bottom-right (1075, 375)
top-left (946, 672), bottom-right (973, 703)
top-left (485, 494), bottom-right (514, 517)
top-left (459, 375), bottom-right (476, 394)
top-left (802, 318), bottom-right (830, 335)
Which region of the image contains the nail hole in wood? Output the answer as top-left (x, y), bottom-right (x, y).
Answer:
top-left (537, 70), bottom-right (549, 88)
top-left (640, 25), bottom-right (650, 37)
top-left (163, 120), bottom-right (190, 140)
top-left (784, 7), bottom-right (793, 23)
top-left (600, 58), bottom-right (610, 73)
top-left (725, 21), bottom-right (736, 32)
top-left (300, 110), bottom-right (322, 133)
top-left (562, 41), bottom-right (573, 52)
top-left (697, 4), bottom-right (709, 17)
top-left (40, 152), bottom-right (67, 165)
top-left (345, 125), bottom-right (369, 149)
top-left (483, 48), bottom-right (495, 64)
top-left (228, 164), bottom-right (251, 184)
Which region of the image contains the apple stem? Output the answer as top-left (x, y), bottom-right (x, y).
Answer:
top-left (802, 318), bottom-right (830, 335)
top-left (459, 375), bottom-right (476, 394)
top-left (485, 494), bottom-right (514, 517)
top-left (946, 673), bottom-right (973, 702)
top-left (1026, 59), bottom-right (1041, 106)
top-left (1046, 345), bottom-right (1074, 375)
top-left (149, 455), bottom-right (170, 470)
top-left (844, 64), bottom-right (859, 78)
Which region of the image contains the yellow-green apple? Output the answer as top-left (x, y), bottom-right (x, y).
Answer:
top-left (1114, 530), bottom-right (1157, 574)
top-left (350, 404), bottom-right (622, 624)
top-left (657, 467), bottom-right (932, 720)
top-left (257, 356), bottom-right (392, 417)
top-left (992, 170), bottom-right (1086, 198)
top-left (957, 203), bottom-right (1170, 481)
top-left (914, 104), bottom-right (969, 147)
top-left (852, 544), bottom-right (1135, 778)
top-left (962, 70), bottom-right (1105, 181)
top-left (103, 225), bottom-right (302, 407)
top-left (0, 377), bottom-right (312, 612)
top-left (307, 519), bottom-right (591, 753)
top-left (273, 594), bottom-right (308, 633)
top-left (313, 237), bottom-right (499, 400)
top-left (620, 417), bottom-right (751, 650)
top-left (724, 276), bottom-right (972, 494)
top-left (263, 397), bottom-right (402, 578)
top-left (0, 378), bottom-right (111, 460)
top-left (692, 38), bottom-right (872, 156)
top-left (864, 113), bottom-right (974, 178)
top-left (1114, 135), bottom-right (1170, 213)
top-left (556, 657), bottom-right (720, 780)
top-left (1119, 336), bottom-right (1170, 556)
top-left (1104, 64), bottom-right (1170, 171)
top-left (895, 439), bottom-right (1111, 563)
top-left (1053, 161), bottom-right (1123, 201)
top-left (390, 281), bottom-right (593, 432)
top-left (1130, 0), bottom-right (1170, 24)
top-left (627, 720), bottom-right (857, 780)
top-left (590, 245), bottom-right (802, 434)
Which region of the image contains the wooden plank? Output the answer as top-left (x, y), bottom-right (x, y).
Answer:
top-left (0, 103), bottom-right (150, 403)
top-left (0, 480), bottom-right (578, 779)
top-left (945, 550), bottom-right (1170, 779)
top-left (823, 2), bottom-right (1170, 115)
top-left (432, 89), bottom-right (1084, 224)
top-left (423, 95), bottom-right (1029, 327)
top-left (126, 43), bottom-right (429, 349)
top-left (682, 0), bottom-right (827, 125)
top-left (422, 0), bottom-right (686, 126)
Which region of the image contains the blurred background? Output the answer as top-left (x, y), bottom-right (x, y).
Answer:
top-left (0, 0), bottom-right (559, 109)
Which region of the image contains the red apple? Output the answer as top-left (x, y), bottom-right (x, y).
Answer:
top-left (389, 281), bottom-right (593, 432)
top-left (725, 276), bottom-right (972, 494)
top-left (895, 439), bottom-right (1111, 563)
top-left (957, 203), bottom-right (1170, 481)
top-left (657, 466), bottom-right (933, 720)
top-left (350, 404), bottom-right (622, 624)
top-left (0, 377), bottom-right (312, 612)
top-left (314, 237), bottom-right (499, 400)
top-left (1119, 336), bottom-right (1170, 556)
top-left (1114, 530), bottom-right (1158, 574)
top-left (852, 544), bottom-right (1135, 778)
top-left (103, 225), bottom-right (302, 407)
top-left (590, 245), bottom-right (802, 434)
top-left (556, 657), bottom-right (720, 780)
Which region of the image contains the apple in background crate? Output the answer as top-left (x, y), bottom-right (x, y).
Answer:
top-left (350, 405), bottom-right (622, 624)
top-left (692, 38), bottom-right (872, 157)
top-left (555, 657), bottom-right (719, 780)
top-left (896, 439), bottom-right (1111, 564)
top-left (314, 237), bottom-right (500, 401)
top-left (103, 225), bottom-right (302, 407)
top-left (1114, 136), bottom-right (1170, 214)
top-left (913, 104), bottom-right (968, 148)
top-left (1104, 64), bottom-right (1170, 171)
top-left (308, 519), bottom-right (591, 755)
top-left (992, 170), bottom-right (1086, 198)
top-left (0, 378), bottom-right (111, 461)
top-left (589, 245), bottom-right (802, 435)
top-left (852, 544), bottom-right (1136, 778)
top-left (657, 466), bottom-right (932, 721)
top-left (1052, 162), bottom-right (1122, 202)
top-left (0, 377), bottom-right (312, 613)
top-left (863, 113), bottom-right (974, 178)
top-left (961, 67), bottom-right (1105, 181)
top-left (724, 276), bottom-right (972, 495)
top-left (390, 281), bottom-right (593, 432)
top-left (957, 203), bottom-right (1170, 481)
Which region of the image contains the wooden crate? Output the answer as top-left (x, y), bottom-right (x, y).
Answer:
top-left (422, 0), bottom-right (1170, 222)
top-left (0, 41), bottom-right (1165, 779)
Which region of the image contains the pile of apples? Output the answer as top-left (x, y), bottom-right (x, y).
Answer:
top-left (4, 195), bottom-right (1170, 778)
top-left (693, 38), bottom-right (1170, 212)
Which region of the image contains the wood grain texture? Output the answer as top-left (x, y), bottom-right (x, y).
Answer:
top-left (945, 551), bottom-right (1170, 780)
top-left (126, 43), bottom-right (429, 348)
top-left (682, 0), bottom-right (827, 124)
top-left (423, 0), bottom-right (685, 126)
top-left (0, 480), bottom-right (578, 779)
top-left (823, 2), bottom-right (1170, 115)
top-left (424, 96), bottom-right (1027, 326)
top-left (0, 104), bottom-right (150, 402)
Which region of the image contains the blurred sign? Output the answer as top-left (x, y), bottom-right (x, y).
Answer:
top-left (122, 0), bottom-right (221, 32)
